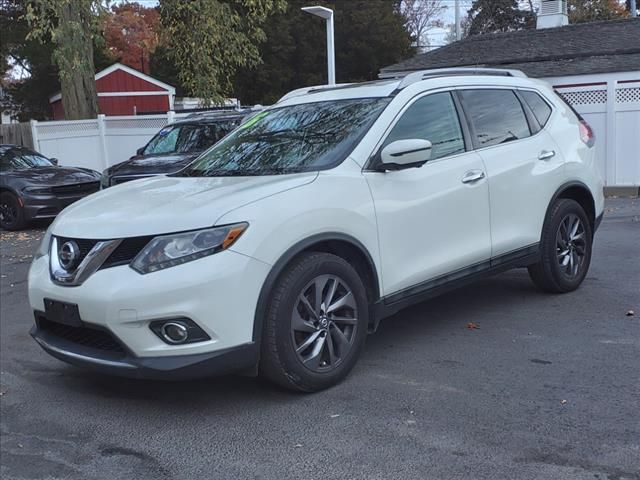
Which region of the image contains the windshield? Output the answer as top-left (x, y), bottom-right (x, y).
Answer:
top-left (143, 121), bottom-right (240, 156)
top-left (177, 98), bottom-right (390, 176)
top-left (0, 148), bottom-right (53, 170)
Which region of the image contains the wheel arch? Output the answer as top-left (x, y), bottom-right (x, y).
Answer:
top-left (547, 181), bottom-right (596, 231)
top-left (0, 186), bottom-right (19, 197)
top-left (252, 233), bottom-right (381, 345)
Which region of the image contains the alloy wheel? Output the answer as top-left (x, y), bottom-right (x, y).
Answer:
top-left (0, 201), bottom-right (17, 228)
top-left (556, 213), bottom-right (586, 277)
top-left (291, 274), bottom-right (358, 372)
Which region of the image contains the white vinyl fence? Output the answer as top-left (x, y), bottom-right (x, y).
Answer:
top-left (547, 71), bottom-right (640, 188)
top-left (31, 76), bottom-right (640, 186)
top-left (31, 111), bottom-right (191, 173)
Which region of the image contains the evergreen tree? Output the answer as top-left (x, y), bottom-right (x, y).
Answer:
top-left (235, 0), bottom-right (414, 105)
top-left (467, 0), bottom-right (534, 36)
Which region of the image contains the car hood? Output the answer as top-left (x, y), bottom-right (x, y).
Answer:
top-left (2, 167), bottom-right (99, 187)
top-left (107, 153), bottom-right (200, 177)
top-left (52, 172), bottom-right (318, 238)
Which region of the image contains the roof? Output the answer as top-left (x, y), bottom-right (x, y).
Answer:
top-left (49, 63), bottom-right (175, 103)
top-left (276, 71), bottom-right (548, 108)
top-left (381, 18), bottom-right (640, 79)
top-left (277, 80), bottom-right (401, 105)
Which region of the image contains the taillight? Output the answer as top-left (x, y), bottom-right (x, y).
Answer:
top-left (579, 119), bottom-right (595, 148)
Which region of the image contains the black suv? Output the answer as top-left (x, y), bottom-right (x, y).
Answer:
top-left (101, 110), bottom-right (252, 187)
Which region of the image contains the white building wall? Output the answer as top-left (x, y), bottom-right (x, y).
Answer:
top-left (543, 71), bottom-right (640, 188)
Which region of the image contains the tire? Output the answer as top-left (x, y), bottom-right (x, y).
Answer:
top-left (259, 252), bottom-right (369, 392)
top-left (0, 192), bottom-right (26, 231)
top-left (528, 199), bottom-right (593, 293)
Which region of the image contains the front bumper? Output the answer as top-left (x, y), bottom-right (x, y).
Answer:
top-left (22, 193), bottom-right (94, 221)
top-left (30, 321), bottom-right (258, 380)
top-left (28, 249), bottom-right (271, 378)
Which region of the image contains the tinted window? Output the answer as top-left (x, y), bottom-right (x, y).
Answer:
top-left (179, 98), bottom-right (390, 176)
top-left (520, 90), bottom-right (552, 127)
top-left (459, 89), bottom-right (531, 147)
top-left (383, 92), bottom-right (465, 160)
top-left (143, 121), bottom-right (239, 155)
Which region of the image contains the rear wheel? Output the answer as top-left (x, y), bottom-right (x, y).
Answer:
top-left (260, 252), bottom-right (368, 392)
top-left (528, 199), bottom-right (593, 293)
top-left (0, 192), bottom-right (26, 231)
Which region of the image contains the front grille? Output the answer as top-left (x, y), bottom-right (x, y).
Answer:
top-left (38, 316), bottom-right (125, 353)
top-left (55, 237), bottom-right (98, 267)
top-left (53, 236), bottom-right (151, 271)
top-left (52, 182), bottom-right (100, 195)
top-left (102, 236), bottom-right (152, 268)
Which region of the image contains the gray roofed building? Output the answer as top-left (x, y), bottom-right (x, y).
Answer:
top-left (380, 18), bottom-right (640, 79)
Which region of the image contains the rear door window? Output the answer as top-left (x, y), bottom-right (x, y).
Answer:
top-left (459, 89), bottom-right (531, 148)
top-left (520, 90), bottom-right (552, 127)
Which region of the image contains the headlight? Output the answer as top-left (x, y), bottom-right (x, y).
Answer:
top-left (130, 223), bottom-right (248, 274)
top-left (34, 224), bottom-right (53, 260)
top-left (23, 186), bottom-right (51, 194)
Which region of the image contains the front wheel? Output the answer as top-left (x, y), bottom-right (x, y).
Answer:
top-left (0, 192), bottom-right (26, 231)
top-left (528, 199), bottom-right (593, 293)
top-left (259, 252), bottom-right (369, 392)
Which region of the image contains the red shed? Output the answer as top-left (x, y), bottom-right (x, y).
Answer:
top-left (49, 63), bottom-right (175, 119)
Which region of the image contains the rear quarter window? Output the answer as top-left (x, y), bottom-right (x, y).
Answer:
top-left (520, 90), bottom-right (553, 128)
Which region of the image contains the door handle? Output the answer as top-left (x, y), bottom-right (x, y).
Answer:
top-left (461, 170), bottom-right (485, 184)
top-left (538, 150), bottom-right (556, 161)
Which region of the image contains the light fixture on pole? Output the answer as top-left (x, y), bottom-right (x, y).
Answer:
top-left (301, 6), bottom-right (335, 85)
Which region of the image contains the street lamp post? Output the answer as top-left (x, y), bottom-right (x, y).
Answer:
top-left (301, 6), bottom-right (335, 85)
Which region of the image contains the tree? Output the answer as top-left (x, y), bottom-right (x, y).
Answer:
top-left (103, 2), bottom-right (160, 74)
top-left (568, 0), bottom-right (628, 23)
top-left (1, 0), bottom-right (58, 120)
top-left (26, 0), bottom-right (105, 120)
top-left (158, 0), bottom-right (286, 105)
top-left (234, 0), bottom-right (414, 105)
top-left (399, 0), bottom-right (446, 52)
top-left (467, 0), bottom-right (534, 36)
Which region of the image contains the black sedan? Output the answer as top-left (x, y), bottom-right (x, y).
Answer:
top-left (101, 111), bottom-right (248, 187)
top-left (0, 145), bottom-right (101, 230)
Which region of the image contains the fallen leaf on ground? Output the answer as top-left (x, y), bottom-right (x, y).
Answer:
top-left (330, 414), bottom-right (340, 418)
top-left (560, 399), bottom-right (567, 405)
top-left (626, 310), bottom-right (635, 317)
top-left (467, 322), bottom-right (480, 330)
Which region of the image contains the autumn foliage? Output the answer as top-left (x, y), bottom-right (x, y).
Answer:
top-left (102, 3), bottom-right (160, 74)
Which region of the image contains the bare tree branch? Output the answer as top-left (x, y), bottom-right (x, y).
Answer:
top-left (399, 0), bottom-right (446, 51)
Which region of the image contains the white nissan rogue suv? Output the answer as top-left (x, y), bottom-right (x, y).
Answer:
top-left (28, 68), bottom-right (604, 391)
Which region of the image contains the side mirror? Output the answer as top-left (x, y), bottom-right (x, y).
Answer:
top-left (379, 139), bottom-right (432, 171)
top-left (136, 147), bottom-right (145, 156)
top-left (50, 158), bottom-right (59, 166)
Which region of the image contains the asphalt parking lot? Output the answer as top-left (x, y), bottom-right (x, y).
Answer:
top-left (1, 198), bottom-right (638, 480)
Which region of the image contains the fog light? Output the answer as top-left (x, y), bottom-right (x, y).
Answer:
top-left (161, 322), bottom-right (189, 344)
top-left (149, 318), bottom-right (211, 345)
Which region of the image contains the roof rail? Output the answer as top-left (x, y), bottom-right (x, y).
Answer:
top-left (396, 67), bottom-right (527, 90)
top-left (184, 108), bottom-right (250, 119)
top-left (277, 83), bottom-right (355, 103)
